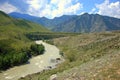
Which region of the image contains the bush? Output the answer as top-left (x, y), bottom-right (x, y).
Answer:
top-left (0, 39), bottom-right (45, 70)
top-left (0, 39), bottom-right (30, 70)
top-left (0, 51), bottom-right (29, 70)
top-left (30, 44), bottom-right (45, 56)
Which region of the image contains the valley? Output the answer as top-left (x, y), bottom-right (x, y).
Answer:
top-left (19, 31), bottom-right (120, 80)
top-left (0, 10), bottom-right (120, 80)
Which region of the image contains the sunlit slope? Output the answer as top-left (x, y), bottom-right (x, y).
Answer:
top-left (0, 11), bottom-right (50, 50)
top-left (54, 31), bottom-right (120, 80)
top-left (19, 31), bottom-right (120, 80)
top-left (0, 11), bottom-right (50, 40)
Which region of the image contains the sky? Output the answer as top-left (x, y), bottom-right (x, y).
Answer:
top-left (0, 0), bottom-right (120, 19)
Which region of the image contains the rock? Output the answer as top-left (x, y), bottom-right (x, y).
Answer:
top-left (56, 58), bottom-right (61, 61)
top-left (50, 59), bottom-right (56, 63)
top-left (47, 66), bottom-right (52, 69)
top-left (50, 74), bottom-right (57, 80)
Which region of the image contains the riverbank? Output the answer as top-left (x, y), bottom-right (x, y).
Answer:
top-left (0, 40), bottom-right (62, 80)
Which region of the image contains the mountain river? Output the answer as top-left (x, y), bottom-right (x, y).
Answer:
top-left (0, 40), bottom-right (62, 80)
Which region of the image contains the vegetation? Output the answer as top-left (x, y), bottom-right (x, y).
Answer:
top-left (0, 38), bottom-right (45, 70)
top-left (30, 44), bottom-right (45, 56)
top-left (0, 11), bottom-right (79, 71)
top-left (19, 31), bottom-right (120, 80)
top-left (0, 11), bottom-right (48, 70)
top-left (0, 39), bottom-right (28, 70)
top-left (0, 51), bottom-right (28, 70)
top-left (1, 11), bottom-right (120, 80)
top-left (26, 32), bottom-right (80, 40)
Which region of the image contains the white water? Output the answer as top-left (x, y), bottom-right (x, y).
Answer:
top-left (0, 40), bottom-right (61, 80)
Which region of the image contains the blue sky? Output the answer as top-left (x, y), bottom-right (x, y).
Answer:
top-left (0, 0), bottom-right (120, 19)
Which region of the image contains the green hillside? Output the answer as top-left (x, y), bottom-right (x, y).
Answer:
top-left (0, 11), bottom-right (49, 70)
top-left (1, 10), bottom-right (120, 80)
top-left (0, 11), bottom-right (50, 49)
top-left (20, 31), bottom-right (120, 80)
top-left (0, 11), bottom-right (49, 39)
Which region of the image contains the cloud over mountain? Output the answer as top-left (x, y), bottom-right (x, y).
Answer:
top-left (0, 0), bottom-right (120, 19)
top-left (26, 0), bottom-right (83, 19)
top-left (96, 0), bottom-right (120, 18)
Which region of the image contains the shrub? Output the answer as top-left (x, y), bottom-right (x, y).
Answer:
top-left (30, 44), bottom-right (45, 56)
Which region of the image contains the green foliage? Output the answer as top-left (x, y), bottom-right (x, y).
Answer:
top-left (0, 11), bottom-right (49, 70)
top-left (0, 51), bottom-right (29, 70)
top-left (30, 44), bottom-right (45, 56)
top-left (0, 39), bottom-right (14, 54)
top-left (0, 39), bottom-right (29, 70)
top-left (0, 39), bottom-right (45, 70)
top-left (0, 11), bottom-right (50, 41)
top-left (26, 32), bottom-right (79, 40)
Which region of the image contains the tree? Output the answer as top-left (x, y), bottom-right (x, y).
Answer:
top-left (30, 44), bottom-right (45, 56)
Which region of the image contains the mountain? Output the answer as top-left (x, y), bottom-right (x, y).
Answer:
top-left (9, 12), bottom-right (77, 29)
top-left (9, 12), bottom-right (120, 33)
top-left (0, 10), bottom-right (50, 49)
top-left (0, 11), bottom-right (49, 39)
top-left (53, 13), bottom-right (120, 33)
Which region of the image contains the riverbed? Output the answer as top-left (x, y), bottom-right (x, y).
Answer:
top-left (0, 40), bottom-right (61, 80)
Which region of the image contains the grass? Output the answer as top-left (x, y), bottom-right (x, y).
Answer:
top-left (0, 11), bottom-right (50, 50)
top-left (1, 11), bottom-right (120, 80)
top-left (19, 31), bottom-right (120, 80)
top-left (57, 50), bottom-right (120, 80)
top-left (25, 32), bottom-right (80, 40)
top-left (0, 11), bottom-right (50, 70)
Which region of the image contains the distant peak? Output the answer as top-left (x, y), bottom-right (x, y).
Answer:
top-left (83, 13), bottom-right (89, 15)
top-left (41, 17), bottom-right (48, 19)
top-left (81, 13), bottom-right (90, 16)
top-left (81, 13), bottom-right (101, 17)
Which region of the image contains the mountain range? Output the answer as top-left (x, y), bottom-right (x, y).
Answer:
top-left (9, 12), bottom-right (120, 33)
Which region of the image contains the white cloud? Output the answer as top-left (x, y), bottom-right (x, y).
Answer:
top-left (90, 8), bottom-right (96, 14)
top-left (0, 2), bottom-right (18, 13)
top-left (96, 0), bottom-right (120, 18)
top-left (26, 0), bottom-right (83, 19)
